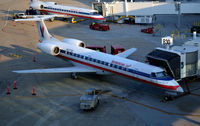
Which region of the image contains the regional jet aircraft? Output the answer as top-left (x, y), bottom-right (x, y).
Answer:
top-left (30, 0), bottom-right (105, 20)
top-left (13, 16), bottom-right (184, 94)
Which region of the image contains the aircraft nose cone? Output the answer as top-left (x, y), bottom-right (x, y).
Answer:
top-left (176, 86), bottom-right (184, 93)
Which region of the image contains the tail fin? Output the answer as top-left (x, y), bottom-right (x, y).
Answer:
top-left (15, 16), bottom-right (55, 41)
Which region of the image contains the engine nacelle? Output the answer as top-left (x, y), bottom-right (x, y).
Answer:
top-left (38, 43), bottom-right (60, 56)
top-left (62, 38), bottom-right (86, 48)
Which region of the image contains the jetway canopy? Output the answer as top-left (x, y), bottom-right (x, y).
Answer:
top-left (147, 49), bottom-right (181, 80)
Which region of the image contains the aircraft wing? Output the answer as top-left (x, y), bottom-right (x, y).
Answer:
top-left (12, 67), bottom-right (96, 74)
top-left (116, 48), bottom-right (137, 58)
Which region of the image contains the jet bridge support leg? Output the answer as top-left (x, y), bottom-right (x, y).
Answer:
top-left (184, 79), bottom-right (191, 94)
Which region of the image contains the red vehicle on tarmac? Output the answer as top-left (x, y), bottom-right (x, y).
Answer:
top-left (141, 27), bottom-right (154, 34)
top-left (86, 45), bottom-right (106, 53)
top-left (89, 23), bottom-right (110, 31)
top-left (111, 45), bottom-right (125, 55)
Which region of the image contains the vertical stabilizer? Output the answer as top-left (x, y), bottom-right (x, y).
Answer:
top-left (36, 20), bottom-right (52, 41)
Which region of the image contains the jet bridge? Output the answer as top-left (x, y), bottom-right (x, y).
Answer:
top-left (147, 46), bottom-right (198, 81)
top-left (147, 48), bottom-right (181, 80)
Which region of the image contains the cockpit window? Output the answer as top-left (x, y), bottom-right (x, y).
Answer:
top-left (90, 12), bottom-right (99, 15)
top-left (151, 71), bottom-right (168, 78)
top-left (156, 71), bottom-right (168, 78)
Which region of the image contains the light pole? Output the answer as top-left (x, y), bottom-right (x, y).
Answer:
top-left (175, 1), bottom-right (181, 30)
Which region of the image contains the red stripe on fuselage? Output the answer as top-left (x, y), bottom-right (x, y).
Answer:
top-left (57, 54), bottom-right (179, 91)
top-left (39, 9), bottom-right (106, 20)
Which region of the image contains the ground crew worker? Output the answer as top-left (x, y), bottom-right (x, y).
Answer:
top-left (92, 22), bottom-right (95, 26)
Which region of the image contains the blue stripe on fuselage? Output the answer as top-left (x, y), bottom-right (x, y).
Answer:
top-left (60, 49), bottom-right (173, 81)
top-left (43, 6), bottom-right (97, 16)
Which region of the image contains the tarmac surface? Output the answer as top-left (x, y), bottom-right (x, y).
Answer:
top-left (0, 0), bottom-right (200, 126)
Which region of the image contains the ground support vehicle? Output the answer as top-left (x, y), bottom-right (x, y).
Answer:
top-left (12, 13), bottom-right (27, 19)
top-left (89, 23), bottom-right (110, 31)
top-left (141, 27), bottom-right (154, 34)
top-left (111, 45), bottom-right (125, 55)
top-left (80, 88), bottom-right (101, 110)
top-left (86, 45), bottom-right (106, 53)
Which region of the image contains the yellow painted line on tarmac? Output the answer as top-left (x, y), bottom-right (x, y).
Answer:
top-left (107, 93), bottom-right (200, 117)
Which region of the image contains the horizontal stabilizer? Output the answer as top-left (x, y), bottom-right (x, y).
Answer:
top-left (116, 48), bottom-right (137, 58)
top-left (13, 67), bottom-right (96, 74)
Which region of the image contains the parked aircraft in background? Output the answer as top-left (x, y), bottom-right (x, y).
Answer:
top-left (13, 16), bottom-right (184, 95)
top-left (30, 0), bottom-right (105, 20)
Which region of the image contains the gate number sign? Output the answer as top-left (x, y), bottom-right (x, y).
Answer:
top-left (162, 36), bottom-right (173, 46)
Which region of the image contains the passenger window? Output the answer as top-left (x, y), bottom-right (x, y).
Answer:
top-left (122, 67), bottom-right (126, 71)
top-left (60, 50), bottom-right (65, 53)
top-left (80, 55), bottom-right (84, 59)
top-left (105, 62), bottom-right (109, 66)
top-left (114, 65), bottom-right (118, 68)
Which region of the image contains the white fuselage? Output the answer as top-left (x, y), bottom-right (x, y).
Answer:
top-left (38, 41), bottom-right (183, 93)
top-left (30, 1), bottom-right (105, 20)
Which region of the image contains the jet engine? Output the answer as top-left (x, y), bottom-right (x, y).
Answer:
top-left (38, 43), bottom-right (60, 56)
top-left (62, 38), bottom-right (86, 48)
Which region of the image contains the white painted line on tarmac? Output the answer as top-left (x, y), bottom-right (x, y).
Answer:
top-left (1, 7), bottom-right (10, 31)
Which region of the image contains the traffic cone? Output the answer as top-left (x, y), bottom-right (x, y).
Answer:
top-left (33, 56), bottom-right (36, 62)
top-left (7, 84), bottom-right (11, 94)
top-left (32, 87), bottom-right (36, 95)
top-left (13, 80), bottom-right (17, 89)
top-left (32, 22), bottom-right (34, 26)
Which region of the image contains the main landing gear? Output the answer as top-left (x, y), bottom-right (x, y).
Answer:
top-left (71, 73), bottom-right (78, 79)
